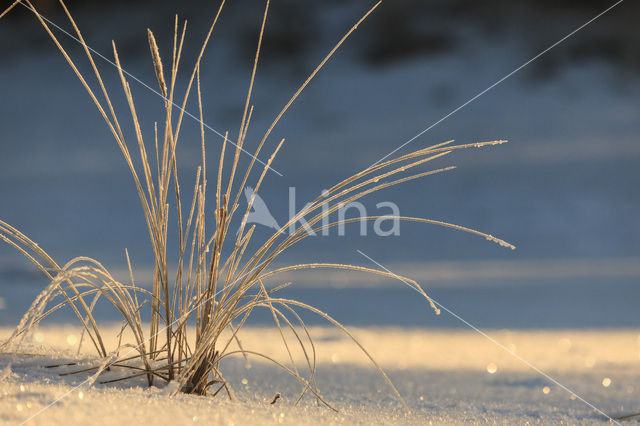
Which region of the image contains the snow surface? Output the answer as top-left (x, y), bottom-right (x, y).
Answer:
top-left (1, 325), bottom-right (639, 425)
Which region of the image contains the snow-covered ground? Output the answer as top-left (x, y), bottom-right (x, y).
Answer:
top-left (1, 325), bottom-right (639, 425)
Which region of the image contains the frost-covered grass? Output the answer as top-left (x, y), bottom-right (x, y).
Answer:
top-left (0, 0), bottom-right (515, 411)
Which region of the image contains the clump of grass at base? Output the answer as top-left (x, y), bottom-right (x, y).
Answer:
top-left (0, 0), bottom-right (514, 410)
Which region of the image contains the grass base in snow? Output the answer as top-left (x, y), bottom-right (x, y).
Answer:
top-left (1, 325), bottom-right (638, 425)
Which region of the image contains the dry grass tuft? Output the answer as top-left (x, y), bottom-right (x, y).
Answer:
top-left (0, 0), bottom-right (513, 411)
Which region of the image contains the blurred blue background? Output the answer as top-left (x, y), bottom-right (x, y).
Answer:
top-left (0, 0), bottom-right (638, 327)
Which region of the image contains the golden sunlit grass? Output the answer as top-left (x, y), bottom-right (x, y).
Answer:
top-left (0, 0), bottom-right (512, 411)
